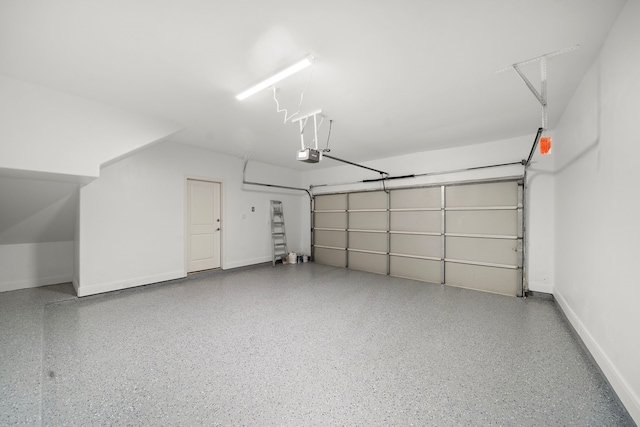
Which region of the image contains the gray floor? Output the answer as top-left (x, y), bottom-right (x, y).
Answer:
top-left (1, 263), bottom-right (635, 426)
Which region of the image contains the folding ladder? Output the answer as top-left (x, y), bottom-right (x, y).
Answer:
top-left (270, 200), bottom-right (288, 266)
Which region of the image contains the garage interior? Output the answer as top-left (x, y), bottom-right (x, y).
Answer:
top-left (1, 0), bottom-right (639, 425)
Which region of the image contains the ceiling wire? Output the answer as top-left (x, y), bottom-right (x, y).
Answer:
top-left (271, 66), bottom-right (314, 124)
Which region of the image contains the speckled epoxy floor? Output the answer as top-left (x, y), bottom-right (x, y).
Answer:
top-left (1, 263), bottom-right (635, 426)
top-left (0, 283), bottom-right (76, 426)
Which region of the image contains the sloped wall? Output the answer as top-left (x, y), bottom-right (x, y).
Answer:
top-left (0, 176), bottom-right (78, 292)
top-left (0, 73), bottom-right (183, 178)
top-left (0, 74), bottom-right (184, 293)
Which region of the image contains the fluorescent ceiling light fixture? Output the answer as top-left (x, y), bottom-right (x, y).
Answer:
top-left (236, 55), bottom-right (314, 100)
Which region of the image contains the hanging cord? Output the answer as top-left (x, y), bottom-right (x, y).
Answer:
top-left (272, 66), bottom-right (314, 124)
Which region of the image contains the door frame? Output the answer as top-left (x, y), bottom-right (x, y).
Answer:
top-left (184, 176), bottom-right (224, 275)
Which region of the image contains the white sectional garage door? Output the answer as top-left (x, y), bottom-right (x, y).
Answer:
top-left (312, 180), bottom-right (523, 296)
top-left (313, 194), bottom-right (348, 268)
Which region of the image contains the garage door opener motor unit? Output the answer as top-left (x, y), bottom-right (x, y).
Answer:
top-left (294, 110), bottom-right (323, 163)
top-left (297, 148), bottom-right (320, 163)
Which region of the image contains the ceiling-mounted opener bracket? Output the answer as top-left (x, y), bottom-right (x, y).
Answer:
top-left (497, 45), bottom-right (580, 132)
top-left (292, 109), bottom-right (324, 163)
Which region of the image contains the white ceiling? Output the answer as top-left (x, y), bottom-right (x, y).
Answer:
top-left (0, 0), bottom-right (626, 171)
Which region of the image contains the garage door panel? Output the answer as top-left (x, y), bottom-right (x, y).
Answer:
top-left (349, 252), bottom-right (387, 274)
top-left (390, 211), bottom-right (440, 233)
top-left (445, 263), bottom-right (519, 296)
top-left (349, 191), bottom-right (387, 210)
top-left (390, 234), bottom-right (440, 258)
top-left (390, 187), bottom-right (440, 209)
top-left (315, 194), bottom-right (347, 210)
top-left (315, 230), bottom-right (346, 248)
top-left (446, 210), bottom-right (517, 236)
top-left (446, 236), bottom-right (518, 266)
top-left (349, 231), bottom-right (387, 252)
top-left (315, 212), bottom-right (347, 229)
top-left (314, 247), bottom-right (346, 267)
top-left (446, 182), bottom-right (518, 207)
top-left (349, 212), bottom-right (387, 230)
top-left (314, 180), bottom-right (522, 297)
top-left (390, 256), bottom-right (440, 283)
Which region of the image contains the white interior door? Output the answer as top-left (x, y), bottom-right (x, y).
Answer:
top-left (187, 179), bottom-right (221, 273)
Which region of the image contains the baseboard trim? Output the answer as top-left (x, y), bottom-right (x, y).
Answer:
top-left (0, 274), bottom-right (73, 293)
top-left (554, 290), bottom-right (640, 424)
top-left (526, 290), bottom-right (554, 301)
top-left (76, 258), bottom-right (277, 297)
top-left (72, 277), bottom-right (80, 295)
top-left (76, 271), bottom-right (185, 297)
top-left (224, 256), bottom-right (272, 270)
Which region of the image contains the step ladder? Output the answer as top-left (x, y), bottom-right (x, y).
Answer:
top-left (270, 200), bottom-right (288, 267)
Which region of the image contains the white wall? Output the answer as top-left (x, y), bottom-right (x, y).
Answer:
top-left (0, 175), bottom-right (78, 292)
top-left (0, 175), bottom-right (78, 244)
top-left (525, 135), bottom-right (555, 294)
top-left (300, 134), bottom-right (555, 293)
top-left (76, 141), bottom-right (305, 296)
top-left (0, 73), bottom-right (183, 178)
top-left (553, 0), bottom-right (640, 422)
top-left (0, 242), bottom-right (73, 292)
top-left (0, 73), bottom-right (184, 292)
